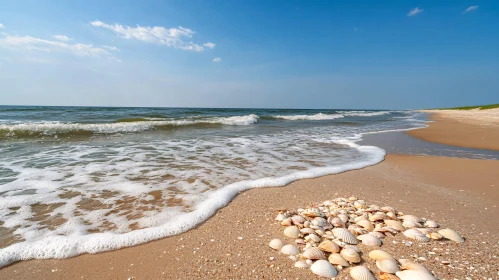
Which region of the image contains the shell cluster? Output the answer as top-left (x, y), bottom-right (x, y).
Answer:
top-left (269, 197), bottom-right (464, 279)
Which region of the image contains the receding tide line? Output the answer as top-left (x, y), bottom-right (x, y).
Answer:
top-left (0, 142), bottom-right (385, 268)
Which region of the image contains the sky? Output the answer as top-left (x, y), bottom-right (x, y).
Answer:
top-left (0, 0), bottom-right (498, 109)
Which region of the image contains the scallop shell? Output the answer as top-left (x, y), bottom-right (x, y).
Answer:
top-left (333, 228), bottom-right (359, 244)
top-left (369, 213), bottom-right (387, 222)
top-left (294, 260), bottom-right (309, 269)
top-left (340, 247), bottom-right (361, 263)
top-left (305, 233), bottom-right (321, 243)
top-left (330, 217), bottom-right (344, 227)
top-left (284, 226), bottom-right (301, 239)
top-left (291, 215), bottom-right (305, 225)
top-left (312, 217), bottom-right (328, 227)
top-left (281, 218), bottom-right (292, 226)
top-left (328, 253), bottom-right (350, 266)
top-left (310, 260), bottom-right (338, 278)
top-left (386, 212), bottom-right (397, 220)
top-left (424, 220), bottom-right (439, 228)
top-left (402, 220), bottom-right (422, 229)
top-left (384, 220), bottom-right (405, 231)
top-left (349, 265), bottom-right (376, 280)
top-left (269, 239), bottom-right (285, 250)
top-left (377, 272), bottom-right (401, 280)
top-left (438, 228), bottom-right (464, 242)
top-left (338, 214), bottom-right (350, 223)
top-left (318, 240), bottom-right (340, 253)
top-left (275, 213), bottom-right (288, 221)
top-left (400, 215), bottom-right (422, 223)
top-left (369, 231), bottom-right (385, 239)
top-left (376, 258), bottom-right (400, 273)
top-left (368, 250), bottom-right (394, 261)
top-left (355, 215), bottom-right (368, 223)
top-left (357, 219), bottom-right (374, 231)
top-left (304, 221), bottom-right (310, 228)
top-left (357, 234), bottom-right (382, 246)
top-left (403, 229), bottom-right (430, 242)
top-left (300, 228), bottom-right (315, 235)
top-left (396, 270), bottom-right (436, 280)
top-left (400, 261), bottom-right (431, 274)
top-left (280, 244), bottom-right (299, 255)
top-left (303, 247), bottom-right (326, 260)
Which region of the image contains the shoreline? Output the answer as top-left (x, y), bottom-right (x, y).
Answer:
top-left (1, 113), bottom-right (498, 279)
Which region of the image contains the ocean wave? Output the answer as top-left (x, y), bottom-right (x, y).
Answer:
top-left (0, 114), bottom-right (259, 138)
top-left (273, 113), bottom-right (345, 120)
top-left (341, 111), bottom-right (391, 117)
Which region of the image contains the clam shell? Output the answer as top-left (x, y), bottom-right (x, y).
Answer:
top-left (284, 226), bottom-right (301, 239)
top-left (396, 270), bottom-right (436, 280)
top-left (281, 218), bottom-right (292, 226)
top-left (269, 239), bottom-right (285, 250)
top-left (424, 220), bottom-right (439, 228)
top-left (333, 228), bottom-right (359, 244)
top-left (376, 258), bottom-right (400, 273)
top-left (429, 232), bottom-right (442, 240)
top-left (318, 240), bottom-right (340, 253)
top-left (384, 220), bottom-right (405, 231)
top-left (386, 212), bottom-right (397, 220)
top-left (377, 272), bottom-right (401, 280)
top-left (368, 250), bottom-right (394, 261)
top-left (312, 217), bottom-right (328, 227)
top-left (402, 220), bottom-right (422, 229)
top-left (381, 206), bottom-right (396, 213)
top-left (349, 265), bottom-right (376, 280)
top-left (369, 231), bottom-right (385, 239)
top-left (400, 261), bottom-right (431, 274)
top-left (400, 215), bottom-right (422, 223)
top-left (295, 238), bottom-right (306, 245)
top-left (280, 244), bottom-right (299, 255)
top-left (416, 228), bottom-right (433, 235)
top-left (355, 216), bottom-right (368, 223)
top-left (304, 221), bottom-right (310, 228)
top-left (345, 245), bottom-right (361, 252)
top-left (303, 247), bottom-right (326, 260)
top-left (305, 233), bottom-right (321, 243)
top-left (340, 247), bottom-right (361, 263)
top-left (331, 217), bottom-right (344, 227)
top-left (300, 228), bottom-right (315, 235)
top-left (357, 219), bottom-right (374, 231)
top-left (438, 228), bottom-right (464, 242)
top-left (369, 213), bottom-right (387, 222)
top-left (276, 213), bottom-right (288, 221)
top-left (310, 260), bottom-right (338, 278)
top-left (294, 260), bottom-right (309, 269)
top-left (328, 253), bottom-right (350, 266)
top-left (338, 214), bottom-right (349, 223)
top-left (357, 234), bottom-right (382, 246)
top-left (303, 208), bottom-right (324, 217)
top-left (403, 229), bottom-right (430, 242)
top-left (291, 215), bottom-right (305, 225)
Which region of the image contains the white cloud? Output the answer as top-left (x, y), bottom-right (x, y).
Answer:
top-left (53, 35), bottom-right (71, 41)
top-left (91, 20), bottom-right (212, 52)
top-left (0, 23), bottom-right (4, 29)
top-left (0, 35), bottom-right (118, 60)
top-left (203, 42), bottom-right (216, 49)
top-left (408, 7), bottom-right (424, 16)
top-left (463, 6), bottom-right (478, 14)
top-left (213, 57), bottom-right (221, 62)
top-left (102, 45), bottom-right (120, 52)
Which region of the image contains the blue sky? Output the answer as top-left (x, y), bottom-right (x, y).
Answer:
top-left (0, 0), bottom-right (497, 109)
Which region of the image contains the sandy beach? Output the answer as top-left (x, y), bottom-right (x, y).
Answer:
top-left (1, 113), bottom-right (498, 280)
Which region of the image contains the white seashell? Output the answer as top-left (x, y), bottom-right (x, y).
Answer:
top-left (331, 217), bottom-right (344, 227)
top-left (368, 250), bottom-right (394, 260)
top-left (318, 240), bottom-right (340, 253)
top-left (315, 229), bottom-right (325, 236)
top-left (380, 206), bottom-right (396, 213)
top-left (357, 219), bottom-right (374, 231)
top-left (416, 228), bottom-right (433, 235)
top-left (281, 217), bottom-right (292, 226)
top-left (306, 259), bottom-right (313, 265)
top-left (402, 220), bottom-right (422, 228)
top-left (303, 247), bottom-right (326, 260)
top-left (291, 215), bottom-right (305, 225)
top-left (400, 261), bottom-right (432, 274)
top-left (300, 228), bottom-right (315, 235)
top-left (429, 232), bottom-right (442, 240)
top-left (311, 259), bottom-right (338, 278)
top-left (386, 212), bottom-right (397, 220)
top-left (403, 229), bottom-right (430, 242)
top-left (280, 244), bottom-right (299, 255)
top-left (424, 220), bottom-right (438, 228)
top-left (349, 196), bottom-right (358, 201)
top-left (369, 213), bottom-right (387, 222)
top-left (354, 201), bottom-right (367, 209)
top-left (312, 217), bottom-right (327, 227)
top-left (400, 215), bottom-right (422, 223)
top-left (332, 239), bottom-right (347, 247)
top-left (369, 231), bottom-right (385, 239)
top-left (328, 253), bottom-right (350, 266)
top-left (355, 215), bottom-right (368, 223)
top-left (340, 247), bottom-right (361, 263)
top-left (338, 213), bottom-right (349, 224)
top-left (269, 239), bottom-right (285, 250)
top-left (384, 220), bottom-right (405, 231)
top-left (333, 228), bottom-right (358, 244)
top-left (396, 270), bottom-right (436, 280)
top-left (305, 233), bottom-right (321, 243)
top-left (304, 221), bottom-right (310, 228)
top-left (357, 234), bottom-right (382, 246)
top-left (303, 208), bottom-right (324, 217)
top-left (275, 213), bottom-right (288, 221)
top-left (438, 228), bottom-right (464, 242)
top-left (376, 258), bottom-right (400, 273)
top-left (349, 265), bottom-right (376, 280)
top-left (284, 226), bottom-right (301, 239)
top-left (294, 260), bottom-right (309, 269)
top-left (295, 238), bottom-right (306, 245)
top-left (344, 245), bottom-right (361, 252)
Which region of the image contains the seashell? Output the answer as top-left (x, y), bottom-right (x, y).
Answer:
top-left (344, 245), bottom-right (361, 252)
top-left (340, 247), bottom-right (361, 263)
top-left (396, 270), bottom-right (436, 280)
top-left (349, 196), bottom-right (358, 201)
top-left (400, 261), bottom-right (431, 274)
top-left (376, 258), bottom-right (400, 273)
top-left (416, 228), bottom-right (433, 235)
top-left (291, 215), bottom-right (305, 225)
top-left (332, 239), bottom-right (347, 247)
top-left (357, 234), bottom-right (382, 246)
top-left (355, 228), bottom-right (370, 235)
top-left (429, 232), bottom-right (442, 240)
top-left (354, 201), bottom-right (367, 209)
top-left (402, 220), bottom-right (422, 228)
top-left (306, 259), bottom-right (313, 265)
top-left (380, 206), bottom-right (396, 213)
top-left (310, 225), bottom-right (323, 231)
top-left (269, 239), bottom-right (285, 250)
top-left (315, 229), bottom-right (325, 236)
top-left (400, 215), bottom-right (422, 223)
top-left (349, 265), bottom-right (376, 280)
top-left (284, 226), bottom-right (301, 239)
top-left (438, 228), bottom-right (464, 242)
top-left (377, 226), bottom-right (399, 234)
top-left (276, 213), bottom-right (288, 221)
top-left (300, 228), bottom-right (315, 235)
top-left (338, 214), bottom-right (349, 223)
top-left (304, 221), bottom-right (310, 228)
top-left (333, 228), bottom-right (359, 244)
top-left (318, 240), bottom-right (340, 253)
top-left (294, 260), bottom-right (309, 269)
top-left (303, 247), bottom-right (327, 260)
top-left (386, 212), bottom-right (397, 220)
top-left (424, 220), bottom-right (438, 228)
top-left (331, 217), bottom-right (344, 227)
top-left (368, 250), bottom-right (394, 261)
top-left (369, 231), bottom-right (385, 239)
top-left (357, 219), bottom-right (374, 231)
top-left (303, 208), bottom-right (324, 217)
top-left (384, 220), bottom-right (405, 231)
top-left (377, 272), bottom-right (401, 280)
top-left (312, 217), bottom-right (327, 227)
top-left (305, 233), bottom-right (321, 243)
top-left (280, 244), bottom-right (299, 255)
top-left (355, 215), bottom-right (368, 223)
top-left (370, 213), bottom-right (387, 222)
top-left (281, 218), bottom-right (292, 226)
top-left (295, 238), bottom-right (306, 245)
top-left (310, 259), bottom-right (338, 278)
top-left (403, 229), bottom-right (430, 242)
top-left (328, 253), bottom-right (350, 266)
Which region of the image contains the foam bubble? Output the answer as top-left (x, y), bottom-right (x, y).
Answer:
top-left (273, 113), bottom-right (344, 120)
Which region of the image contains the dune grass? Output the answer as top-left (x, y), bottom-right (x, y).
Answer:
top-left (434, 104), bottom-right (499, 110)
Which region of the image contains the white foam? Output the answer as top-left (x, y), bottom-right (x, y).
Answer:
top-left (273, 113), bottom-right (344, 120)
top-left (341, 111), bottom-right (391, 117)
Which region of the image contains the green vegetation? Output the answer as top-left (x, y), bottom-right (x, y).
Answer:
top-left (434, 104), bottom-right (499, 110)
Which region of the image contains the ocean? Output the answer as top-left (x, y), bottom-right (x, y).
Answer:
top-left (0, 106), bottom-right (426, 266)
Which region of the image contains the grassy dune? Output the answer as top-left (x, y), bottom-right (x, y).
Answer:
top-left (435, 104), bottom-right (499, 110)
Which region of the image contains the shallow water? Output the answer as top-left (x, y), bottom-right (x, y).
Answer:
top-left (0, 106), bottom-right (426, 266)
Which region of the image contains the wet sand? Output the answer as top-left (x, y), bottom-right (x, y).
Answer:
top-left (1, 113), bottom-right (499, 279)
top-left (408, 109), bottom-right (499, 151)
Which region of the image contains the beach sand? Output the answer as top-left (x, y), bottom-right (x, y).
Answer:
top-left (1, 116), bottom-right (499, 279)
top-left (408, 109), bottom-right (499, 151)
